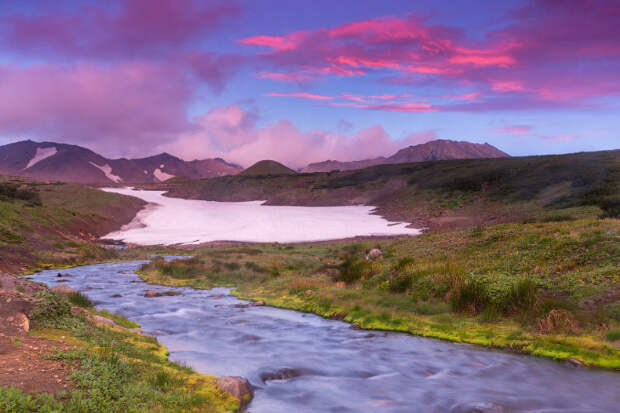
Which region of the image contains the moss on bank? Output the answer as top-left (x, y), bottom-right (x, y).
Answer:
top-left (138, 218), bottom-right (620, 369)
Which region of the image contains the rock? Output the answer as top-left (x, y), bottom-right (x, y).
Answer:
top-left (92, 314), bottom-right (117, 327)
top-left (305, 289), bottom-right (313, 295)
top-left (111, 294), bottom-right (122, 298)
top-left (234, 303), bottom-right (250, 308)
top-left (351, 322), bottom-right (362, 330)
top-left (56, 273), bottom-right (71, 278)
top-left (451, 401), bottom-right (506, 413)
top-left (253, 300), bottom-right (265, 306)
top-left (216, 376), bottom-right (253, 408)
top-left (144, 290), bottom-right (160, 298)
top-left (15, 312), bottom-right (29, 332)
top-left (51, 285), bottom-right (76, 295)
top-left (365, 248), bottom-right (383, 261)
top-left (260, 368), bottom-right (306, 382)
top-left (71, 306), bottom-right (89, 318)
top-left (565, 358), bottom-right (585, 368)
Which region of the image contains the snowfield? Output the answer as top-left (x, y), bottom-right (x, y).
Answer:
top-left (102, 188), bottom-right (421, 244)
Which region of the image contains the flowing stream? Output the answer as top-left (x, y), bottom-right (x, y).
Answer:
top-left (30, 260), bottom-right (619, 412)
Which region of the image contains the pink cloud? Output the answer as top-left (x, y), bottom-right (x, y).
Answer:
top-left (0, 62), bottom-right (190, 157)
top-left (266, 92), bottom-right (333, 101)
top-left (494, 125), bottom-right (533, 135)
top-left (241, 1), bottom-right (620, 108)
top-left (159, 105), bottom-right (438, 168)
top-left (1, 0), bottom-right (240, 58)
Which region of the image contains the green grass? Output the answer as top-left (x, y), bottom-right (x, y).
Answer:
top-left (138, 218), bottom-right (620, 369)
top-left (68, 291), bottom-right (93, 308)
top-left (1, 290), bottom-right (239, 412)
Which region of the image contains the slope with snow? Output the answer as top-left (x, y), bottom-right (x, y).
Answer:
top-left (89, 162), bottom-right (123, 183)
top-left (24, 147), bottom-right (57, 169)
top-left (101, 188), bottom-right (420, 244)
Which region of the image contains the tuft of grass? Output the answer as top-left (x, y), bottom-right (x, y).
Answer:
top-left (68, 291), bottom-right (93, 308)
top-left (605, 330), bottom-right (620, 342)
top-left (451, 279), bottom-right (490, 314)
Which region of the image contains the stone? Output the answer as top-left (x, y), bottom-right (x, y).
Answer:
top-left (253, 300), bottom-right (266, 306)
top-left (15, 313), bottom-right (29, 332)
top-left (451, 401), bottom-right (506, 413)
top-left (365, 248), bottom-right (383, 261)
top-left (216, 376), bottom-right (253, 409)
top-left (565, 358), bottom-right (585, 368)
top-left (144, 290), bottom-right (160, 298)
top-left (56, 273), bottom-right (71, 278)
top-left (51, 285), bottom-right (76, 295)
top-left (260, 368), bottom-right (306, 382)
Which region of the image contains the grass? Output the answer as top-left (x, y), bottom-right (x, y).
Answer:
top-left (138, 218), bottom-right (620, 369)
top-left (1, 290), bottom-right (239, 412)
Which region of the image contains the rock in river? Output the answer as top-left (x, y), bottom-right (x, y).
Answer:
top-left (216, 376), bottom-right (253, 409)
top-left (144, 290), bottom-right (160, 298)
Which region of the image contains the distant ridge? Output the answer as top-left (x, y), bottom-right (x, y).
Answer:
top-left (240, 160), bottom-right (297, 176)
top-left (303, 139), bottom-right (509, 173)
top-left (0, 140), bottom-right (242, 184)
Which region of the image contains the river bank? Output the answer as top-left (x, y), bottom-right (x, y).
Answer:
top-left (138, 218), bottom-right (620, 369)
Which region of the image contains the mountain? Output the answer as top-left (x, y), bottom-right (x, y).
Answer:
top-left (0, 140), bottom-right (242, 184)
top-left (240, 160), bottom-right (297, 176)
top-left (303, 139), bottom-right (509, 172)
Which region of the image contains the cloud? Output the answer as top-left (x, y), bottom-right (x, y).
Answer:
top-left (493, 125), bottom-right (533, 135)
top-left (159, 105), bottom-right (438, 168)
top-left (241, 1), bottom-right (620, 109)
top-left (0, 0), bottom-right (240, 59)
top-left (0, 62), bottom-right (191, 157)
top-left (266, 92), bottom-right (333, 100)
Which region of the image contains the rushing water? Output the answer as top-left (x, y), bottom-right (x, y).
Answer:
top-left (30, 260), bottom-right (619, 413)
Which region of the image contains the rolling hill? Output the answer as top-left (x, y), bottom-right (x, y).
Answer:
top-left (240, 160), bottom-right (297, 176)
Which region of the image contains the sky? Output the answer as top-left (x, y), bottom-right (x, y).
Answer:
top-left (0, 0), bottom-right (618, 168)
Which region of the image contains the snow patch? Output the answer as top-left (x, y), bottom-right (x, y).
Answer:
top-left (101, 188), bottom-right (421, 245)
top-left (154, 168), bottom-right (175, 181)
top-left (24, 147), bottom-right (57, 169)
top-left (89, 162), bottom-right (123, 183)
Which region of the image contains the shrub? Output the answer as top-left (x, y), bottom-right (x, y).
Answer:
top-left (334, 256), bottom-right (371, 284)
top-left (451, 279), bottom-right (490, 314)
top-left (537, 309), bottom-right (579, 334)
top-left (605, 330), bottom-right (620, 341)
top-left (68, 291), bottom-right (93, 308)
top-left (501, 278), bottom-right (538, 314)
top-left (223, 262), bottom-right (240, 271)
top-left (30, 291), bottom-right (72, 327)
top-left (388, 273), bottom-right (412, 293)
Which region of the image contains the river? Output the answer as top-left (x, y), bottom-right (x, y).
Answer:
top-left (29, 260), bottom-right (619, 412)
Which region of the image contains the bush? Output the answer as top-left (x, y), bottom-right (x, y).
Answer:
top-left (30, 291), bottom-right (72, 327)
top-left (335, 257), bottom-right (370, 284)
top-left (68, 291), bottom-right (93, 308)
top-left (537, 309), bottom-right (579, 334)
top-left (388, 273), bottom-right (412, 293)
top-left (501, 278), bottom-right (538, 314)
top-left (451, 279), bottom-right (490, 314)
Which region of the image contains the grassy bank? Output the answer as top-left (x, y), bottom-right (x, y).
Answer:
top-left (0, 176), bottom-right (145, 273)
top-left (138, 218), bottom-right (620, 369)
top-left (1, 290), bottom-right (239, 412)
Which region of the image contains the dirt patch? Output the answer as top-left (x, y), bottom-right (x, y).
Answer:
top-left (0, 334), bottom-right (75, 394)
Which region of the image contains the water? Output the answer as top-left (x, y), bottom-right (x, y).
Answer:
top-left (30, 261), bottom-right (619, 412)
top-left (100, 188), bottom-right (420, 244)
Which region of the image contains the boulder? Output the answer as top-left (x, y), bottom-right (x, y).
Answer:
top-left (253, 300), bottom-right (266, 306)
top-left (51, 285), bottom-right (76, 295)
top-left (56, 273), bottom-right (71, 278)
top-left (365, 248), bottom-right (383, 261)
top-left (565, 358), bottom-right (585, 368)
top-left (144, 290), bottom-right (160, 298)
top-left (216, 376), bottom-right (253, 409)
top-left (451, 401), bottom-right (506, 413)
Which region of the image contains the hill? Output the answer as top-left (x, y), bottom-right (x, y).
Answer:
top-left (303, 139), bottom-right (509, 172)
top-left (240, 160), bottom-right (297, 176)
top-left (0, 175), bottom-right (145, 272)
top-left (0, 140), bottom-right (242, 184)
top-left (155, 150), bottom-right (620, 231)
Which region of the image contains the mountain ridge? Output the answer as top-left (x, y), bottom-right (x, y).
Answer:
top-left (0, 140), bottom-right (243, 184)
top-left (303, 139), bottom-right (509, 173)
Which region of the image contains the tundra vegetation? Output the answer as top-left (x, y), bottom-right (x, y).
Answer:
top-left (139, 218), bottom-right (620, 369)
top-left (0, 290), bottom-right (239, 412)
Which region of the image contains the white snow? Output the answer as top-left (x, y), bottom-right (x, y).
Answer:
top-left (101, 188), bottom-right (421, 245)
top-left (24, 147), bottom-right (57, 169)
top-left (153, 168), bottom-right (175, 182)
top-left (89, 162), bottom-right (123, 183)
